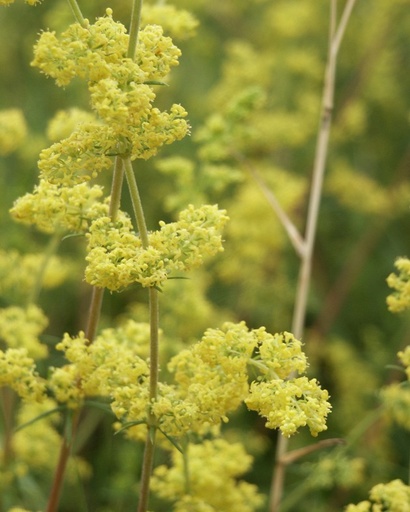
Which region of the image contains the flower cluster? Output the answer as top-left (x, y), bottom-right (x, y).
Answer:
top-left (0, 250), bottom-right (69, 301)
top-left (10, 179), bottom-right (106, 234)
top-left (387, 257), bottom-right (410, 312)
top-left (85, 204), bottom-right (228, 291)
top-left (49, 330), bottom-right (149, 409)
top-left (345, 479), bottom-right (410, 511)
top-left (0, 348), bottom-right (46, 401)
top-left (380, 345), bottom-right (410, 431)
top-left (31, 11), bottom-right (189, 186)
top-left (114, 322), bottom-right (330, 439)
top-left (0, 305), bottom-right (48, 358)
top-left (151, 439), bottom-right (265, 512)
top-left (141, 4), bottom-right (199, 40)
top-left (0, 109), bottom-right (27, 155)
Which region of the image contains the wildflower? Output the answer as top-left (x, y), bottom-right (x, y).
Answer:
top-left (387, 257), bottom-right (410, 312)
top-left (345, 479), bottom-right (410, 511)
top-left (0, 348), bottom-right (46, 401)
top-left (0, 250), bottom-right (69, 301)
top-left (10, 179), bottom-right (105, 234)
top-left (151, 439), bottom-right (265, 512)
top-left (0, 109), bottom-right (27, 155)
top-left (85, 205), bottom-right (228, 291)
top-left (31, 13), bottom-right (190, 185)
top-left (49, 331), bottom-right (149, 409)
top-left (245, 376), bottom-right (331, 437)
top-left (141, 5), bottom-right (199, 40)
top-left (399, 345), bottom-right (410, 379)
top-left (0, 305), bottom-right (48, 359)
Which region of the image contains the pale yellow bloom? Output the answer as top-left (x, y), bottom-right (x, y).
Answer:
top-left (0, 250), bottom-right (69, 301)
top-left (0, 305), bottom-right (48, 358)
top-left (387, 258), bottom-right (410, 312)
top-left (151, 439), bottom-right (264, 512)
top-left (0, 348), bottom-right (46, 401)
top-left (245, 377), bottom-right (330, 437)
top-left (11, 179), bottom-right (105, 234)
top-left (345, 479), bottom-right (410, 512)
top-left (141, 5), bottom-right (198, 40)
top-left (0, 109), bottom-right (27, 155)
top-left (85, 205), bottom-right (228, 291)
top-left (31, 14), bottom-right (189, 185)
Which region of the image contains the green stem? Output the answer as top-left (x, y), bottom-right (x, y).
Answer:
top-left (46, 158), bottom-right (124, 512)
top-left (66, 0), bottom-right (87, 27)
top-left (123, 157), bottom-right (149, 248)
top-left (123, 157), bottom-right (159, 512)
top-left (85, 157), bottom-right (124, 342)
top-left (127, 0), bottom-right (144, 60)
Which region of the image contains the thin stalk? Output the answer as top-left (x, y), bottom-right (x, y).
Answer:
top-left (123, 157), bottom-right (160, 512)
top-left (46, 157), bottom-right (124, 512)
top-left (123, 157), bottom-right (149, 248)
top-left (269, 1), bottom-right (357, 510)
top-left (66, 0), bottom-right (87, 27)
top-left (85, 157), bottom-right (124, 342)
top-left (127, 0), bottom-right (143, 60)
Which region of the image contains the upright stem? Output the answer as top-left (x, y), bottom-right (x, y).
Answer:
top-left (66, 0), bottom-right (87, 27)
top-left (46, 157), bottom-right (124, 512)
top-left (127, 0), bottom-right (143, 60)
top-left (269, 1), bottom-right (357, 510)
top-left (123, 157), bottom-right (160, 512)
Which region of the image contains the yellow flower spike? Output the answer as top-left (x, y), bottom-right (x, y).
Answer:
top-left (387, 257), bottom-right (410, 313)
top-left (0, 305), bottom-right (48, 359)
top-left (141, 5), bottom-right (199, 40)
top-left (0, 348), bottom-right (46, 402)
top-left (245, 377), bottom-right (331, 437)
top-left (345, 479), bottom-right (410, 512)
top-left (47, 108), bottom-right (97, 142)
top-left (0, 250), bottom-right (69, 301)
top-left (85, 205), bottom-right (228, 292)
top-left (151, 439), bottom-right (264, 512)
top-left (398, 345), bottom-right (410, 379)
top-left (0, 109), bottom-right (27, 155)
top-left (10, 179), bottom-right (105, 233)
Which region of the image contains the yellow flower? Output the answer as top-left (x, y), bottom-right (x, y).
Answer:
top-left (0, 305), bottom-right (48, 359)
top-left (345, 479), bottom-right (410, 512)
top-left (387, 257), bottom-right (410, 312)
top-left (151, 439), bottom-right (264, 512)
top-left (0, 109), bottom-right (27, 155)
top-left (11, 179), bottom-right (105, 233)
top-left (0, 348), bottom-right (46, 402)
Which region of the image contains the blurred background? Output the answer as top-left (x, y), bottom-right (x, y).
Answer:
top-left (1, 0), bottom-right (410, 510)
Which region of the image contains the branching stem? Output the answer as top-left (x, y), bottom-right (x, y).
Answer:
top-left (123, 157), bottom-right (160, 512)
top-left (270, 1), bottom-right (357, 510)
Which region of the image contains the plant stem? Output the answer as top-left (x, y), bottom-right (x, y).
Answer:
top-left (66, 0), bottom-right (87, 27)
top-left (123, 157), bottom-right (160, 512)
top-left (127, 0), bottom-right (143, 60)
top-left (269, 1), bottom-right (357, 510)
top-left (123, 158), bottom-right (149, 248)
top-left (85, 157), bottom-right (124, 342)
top-left (46, 157), bottom-right (124, 512)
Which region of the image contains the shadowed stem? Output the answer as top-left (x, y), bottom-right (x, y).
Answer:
top-left (269, 1), bottom-right (357, 511)
top-left (123, 157), bottom-right (159, 512)
top-left (46, 155), bottom-right (124, 512)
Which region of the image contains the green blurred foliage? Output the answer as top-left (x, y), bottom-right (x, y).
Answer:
top-left (1, 0), bottom-right (410, 511)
